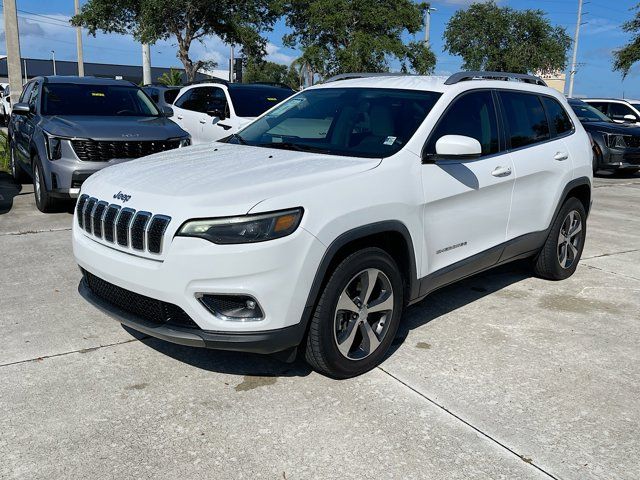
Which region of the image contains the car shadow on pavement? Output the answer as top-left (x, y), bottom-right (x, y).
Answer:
top-left (126, 261), bottom-right (532, 378)
top-left (386, 260), bottom-right (533, 357)
top-left (128, 326), bottom-right (313, 378)
top-left (0, 171), bottom-right (21, 214)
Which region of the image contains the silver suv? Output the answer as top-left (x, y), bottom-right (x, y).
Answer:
top-left (8, 76), bottom-right (190, 212)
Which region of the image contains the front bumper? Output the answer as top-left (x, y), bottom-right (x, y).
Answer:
top-left (601, 146), bottom-right (640, 170)
top-left (73, 218), bottom-right (326, 336)
top-left (79, 278), bottom-right (308, 353)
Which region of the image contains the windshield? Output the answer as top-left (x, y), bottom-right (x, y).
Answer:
top-left (233, 87), bottom-right (442, 158)
top-left (42, 83), bottom-right (160, 117)
top-left (570, 102), bottom-right (611, 123)
top-left (227, 85), bottom-right (294, 117)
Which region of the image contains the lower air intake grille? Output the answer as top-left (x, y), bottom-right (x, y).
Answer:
top-left (83, 270), bottom-right (199, 329)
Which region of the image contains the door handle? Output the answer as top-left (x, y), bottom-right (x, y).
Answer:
top-left (218, 123), bottom-right (232, 130)
top-left (176, 115), bottom-right (183, 120)
top-left (199, 119), bottom-right (207, 124)
top-left (554, 152), bottom-right (569, 161)
top-left (491, 165), bottom-right (512, 177)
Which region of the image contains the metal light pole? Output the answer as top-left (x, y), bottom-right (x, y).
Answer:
top-left (142, 44), bottom-right (152, 85)
top-left (424, 6), bottom-right (437, 48)
top-left (2, 0), bottom-right (24, 104)
top-left (51, 50), bottom-right (57, 75)
top-left (75, 0), bottom-right (85, 76)
top-left (229, 45), bottom-right (235, 82)
top-left (568, 0), bottom-right (584, 98)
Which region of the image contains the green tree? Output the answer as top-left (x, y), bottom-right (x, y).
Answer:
top-left (282, 0), bottom-right (436, 78)
top-left (614, 5), bottom-right (640, 77)
top-left (443, 1), bottom-right (571, 74)
top-left (71, 0), bottom-right (279, 82)
top-left (243, 57), bottom-right (288, 85)
top-left (157, 68), bottom-right (184, 86)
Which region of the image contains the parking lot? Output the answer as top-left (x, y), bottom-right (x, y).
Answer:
top-left (1, 171), bottom-right (638, 480)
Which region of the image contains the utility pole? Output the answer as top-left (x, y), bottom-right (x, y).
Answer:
top-left (75, 0), bottom-right (85, 76)
top-left (51, 50), bottom-right (57, 75)
top-left (23, 59), bottom-right (27, 83)
top-left (2, 0), bottom-right (24, 104)
top-left (229, 45), bottom-right (235, 82)
top-left (424, 6), bottom-right (437, 48)
top-left (568, 0), bottom-right (584, 98)
top-left (142, 44), bottom-right (152, 85)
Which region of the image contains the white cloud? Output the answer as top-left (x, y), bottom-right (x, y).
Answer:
top-left (265, 42), bottom-right (297, 65)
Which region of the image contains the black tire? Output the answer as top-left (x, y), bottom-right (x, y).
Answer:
top-left (9, 142), bottom-right (30, 184)
top-left (592, 149), bottom-right (599, 176)
top-left (534, 197), bottom-right (586, 280)
top-left (32, 156), bottom-right (57, 213)
top-left (304, 247), bottom-right (404, 379)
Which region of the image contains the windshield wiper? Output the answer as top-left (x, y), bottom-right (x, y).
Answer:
top-left (257, 141), bottom-right (330, 154)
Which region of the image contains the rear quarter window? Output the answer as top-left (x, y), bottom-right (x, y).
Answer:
top-left (541, 97), bottom-right (573, 136)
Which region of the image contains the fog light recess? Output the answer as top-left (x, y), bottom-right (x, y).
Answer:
top-left (197, 294), bottom-right (264, 321)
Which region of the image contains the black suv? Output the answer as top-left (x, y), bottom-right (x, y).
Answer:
top-left (8, 76), bottom-right (190, 212)
top-left (568, 98), bottom-right (640, 174)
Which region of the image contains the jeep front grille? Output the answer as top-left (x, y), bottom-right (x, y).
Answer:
top-left (71, 139), bottom-right (181, 162)
top-left (77, 194), bottom-right (171, 254)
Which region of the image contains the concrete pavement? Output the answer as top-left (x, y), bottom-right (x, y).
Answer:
top-left (1, 171), bottom-right (639, 479)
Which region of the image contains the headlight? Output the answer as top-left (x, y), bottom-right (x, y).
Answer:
top-left (178, 136), bottom-right (191, 148)
top-left (177, 208), bottom-right (303, 244)
top-left (602, 133), bottom-right (633, 149)
top-left (43, 132), bottom-right (62, 160)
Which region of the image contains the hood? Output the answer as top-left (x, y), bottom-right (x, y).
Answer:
top-left (81, 142), bottom-right (381, 218)
top-left (41, 115), bottom-right (187, 140)
top-left (581, 120), bottom-right (640, 135)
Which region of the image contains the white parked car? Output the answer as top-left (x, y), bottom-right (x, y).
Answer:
top-left (73, 71), bottom-right (593, 378)
top-left (583, 98), bottom-right (640, 126)
top-left (170, 81), bottom-right (294, 144)
top-left (1, 84), bottom-right (12, 124)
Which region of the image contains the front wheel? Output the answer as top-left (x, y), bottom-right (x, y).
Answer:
top-left (534, 197), bottom-right (586, 280)
top-left (32, 156), bottom-right (57, 213)
top-left (304, 247), bottom-right (404, 379)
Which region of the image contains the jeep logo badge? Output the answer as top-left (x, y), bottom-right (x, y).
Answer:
top-left (113, 191), bottom-right (132, 203)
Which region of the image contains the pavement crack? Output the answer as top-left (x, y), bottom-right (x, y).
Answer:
top-left (0, 337), bottom-right (149, 368)
top-left (377, 366), bottom-right (563, 480)
top-left (582, 263), bottom-right (640, 282)
top-left (582, 248), bottom-right (640, 260)
top-left (2, 227), bottom-right (72, 236)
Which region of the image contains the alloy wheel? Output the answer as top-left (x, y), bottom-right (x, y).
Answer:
top-left (557, 210), bottom-right (582, 269)
top-left (34, 165), bottom-right (41, 204)
top-left (333, 268), bottom-right (394, 360)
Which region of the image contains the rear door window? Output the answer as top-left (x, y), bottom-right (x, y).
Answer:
top-left (541, 97), bottom-right (573, 136)
top-left (499, 91), bottom-right (550, 149)
top-left (174, 87), bottom-right (226, 114)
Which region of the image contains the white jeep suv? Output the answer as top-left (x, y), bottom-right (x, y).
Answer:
top-left (73, 72), bottom-right (592, 378)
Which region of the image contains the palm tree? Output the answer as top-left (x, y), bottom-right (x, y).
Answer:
top-left (157, 69), bottom-right (184, 86)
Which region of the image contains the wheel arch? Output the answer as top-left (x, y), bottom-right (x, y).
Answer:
top-left (560, 176), bottom-right (592, 217)
top-left (303, 221), bottom-right (420, 323)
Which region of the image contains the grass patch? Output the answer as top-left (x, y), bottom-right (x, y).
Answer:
top-left (0, 131), bottom-right (9, 173)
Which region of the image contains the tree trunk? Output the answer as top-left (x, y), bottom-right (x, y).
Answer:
top-left (177, 41), bottom-right (198, 82)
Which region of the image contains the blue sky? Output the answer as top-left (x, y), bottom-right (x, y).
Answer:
top-left (1, 0), bottom-right (639, 97)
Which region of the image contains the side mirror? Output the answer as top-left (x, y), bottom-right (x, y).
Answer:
top-left (434, 135), bottom-right (482, 159)
top-left (12, 102), bottom-right (30, 115)
top-left (207, 109), bottom-right (226, 121)
top-left (623, 114), bottom-right (637, 123)
top-left (161, 105), bottom-right (174, 117)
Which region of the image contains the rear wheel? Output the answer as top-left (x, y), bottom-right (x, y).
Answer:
top-left (304, 247), bottom-right (404, 378)
top-left (534, 197), bottom-right (586, 280)
top-left (32, 156), bottom-right (57, 213)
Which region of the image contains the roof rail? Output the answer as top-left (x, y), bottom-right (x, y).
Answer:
top-left (444, 71), bottom-right (547, 87)
top-left (324, 72), bottom-right (412, 83)
top-left (183, 78), bottom-right (229, 87)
